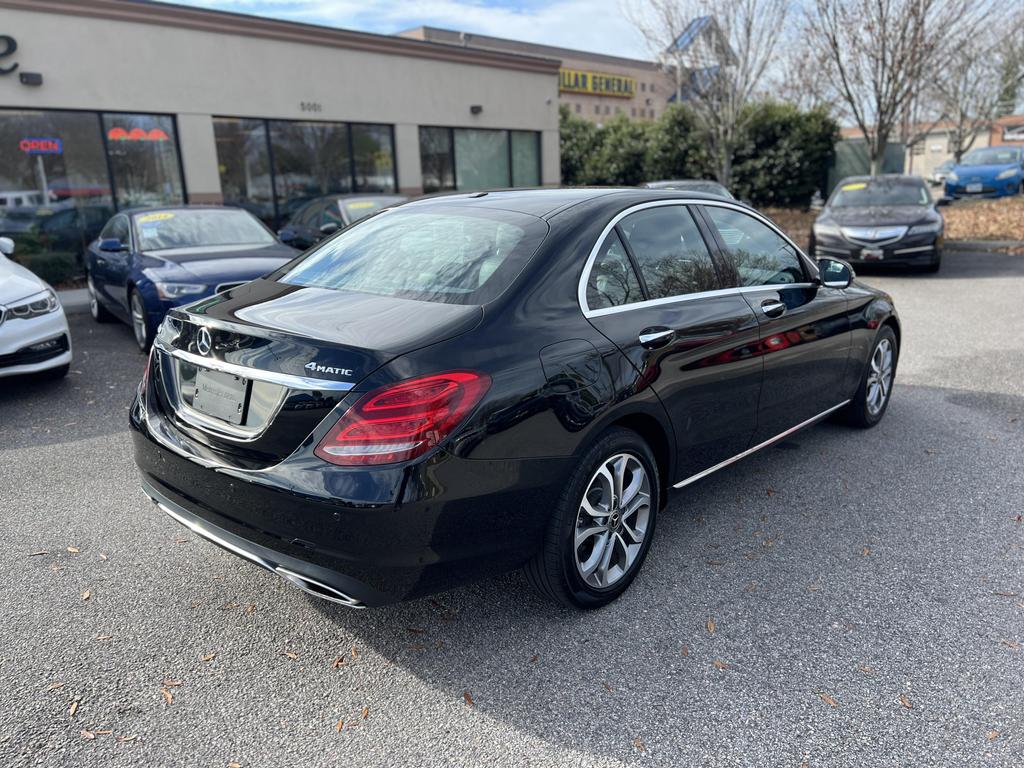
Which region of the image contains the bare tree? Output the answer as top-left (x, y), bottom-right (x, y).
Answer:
top-left (625, 0), bottom-right (789, 187)
top-left (804, 0), bottom-right (997, 175)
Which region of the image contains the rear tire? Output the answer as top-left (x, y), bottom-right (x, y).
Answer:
top-left (87, 273), bottom-right (115, 323)
top-left (842, 326), bottom-right (898, 428)
top-left (524, 427), bottom-right (660, 609)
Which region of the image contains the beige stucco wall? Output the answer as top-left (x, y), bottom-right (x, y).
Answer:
top-left (0, 7), bottom-right (561, 196)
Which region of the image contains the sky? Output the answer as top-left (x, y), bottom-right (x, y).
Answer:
top-left (157, 0), bottom-right (653, 59)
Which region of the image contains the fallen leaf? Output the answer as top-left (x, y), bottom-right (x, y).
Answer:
top-left (47, 681), bottom-right (64, 691)
top-left (245, 604), bottom-right (256, 615)
top-left (862, 546), bottom-right (871, 557)
top-left (80, 729), bottom-right (95, 740)
top-left (681, 645), bottom-right (689, 657)
top-left (924, 448), bottom-right (938, 455)
top-left (96, 635), bottom-right (112, 641)
top-left (283, 651), bottom-right (299, 660)
top-left (351, 646), bottom-right (359, 659)
top-left (819, 692), bottom-right (838, 708)
top-left (335, 719), bottom-right (344, 733)
top-left (712, 659), bottom-right (729, 670)
top-left (435, 640), bottom-right (445, 649)
top-left (406, 627), bottom-right (426, 635)
top-left (602, 682), bottom-right (613, 692)
top-left (706, 560), bottom-right (724, 566)
top-left (331, 656), bottom-right (346, 668)
top-left (1000, 640), bottom-right (1021, 649)
top-left (463, 690), bottom-right (475, 707)
top-left (766, 487), bottom-right (775, 497)
top-left (762, 538), bottom-right (775, 548)
top-left (69, 700), bottom-right (79, 718)
top-left (161, 687), bottom-right (173, 706)
top-left (117, 734), bottom-right (137, 743)
top-left (162, 679), bottom-right (182, 687)
top-left (992, 591), bottom-right (1020, 597)
top-left (632, 736), bottom-right (646, 752)
top-left (706, 618), bottom-right (716, 634)
top-left (67, 546), bottom-right (80, 553)
top-left (95, 729), bottom-right (112, 735)
top-left (899, 693), bottom-right (913, 710)
top-left (80, 590), bottom-right (91, 601)
top-left (859, 665), bottom-right (874, 674)
top-left (529, 654), bottom-right (539, 663)
top-left (361, 706), bottom-right (369, 720)
top-left (744, 581), bottom-right (758, 592)
top-left (99, 553), bottom-right (108, 561)
top-left (986, 729), bottom-right (1000, 741)
top-left (201, 652), bottom-right (216, 662)
top-left (407, 644), bottom-right (425, 652)
top-left (28, 550), bottom-right (49, 557)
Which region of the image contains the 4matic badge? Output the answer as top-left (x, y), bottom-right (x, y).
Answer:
top-left (305, 362), bottom-right (353, 378)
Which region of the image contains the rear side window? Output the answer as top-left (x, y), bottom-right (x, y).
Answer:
top-left (277, 206), bottom-right (547, 305)
top-left (703, 206), bottom-right (805, 287)
top-left (586, 230), bottom-right (643, 310)
top-left (619, 206), bottom-right (719, 298)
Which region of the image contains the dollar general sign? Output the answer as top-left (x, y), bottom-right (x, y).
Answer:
top-left (559, 68), bottom-right (636, 98)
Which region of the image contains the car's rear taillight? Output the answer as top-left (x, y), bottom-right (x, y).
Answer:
top-left (314, 371), bottom-right (491, 466)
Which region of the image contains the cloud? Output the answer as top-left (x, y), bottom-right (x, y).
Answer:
top-left (156, 0), bottom-right (653, 60)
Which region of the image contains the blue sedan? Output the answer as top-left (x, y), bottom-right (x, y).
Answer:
top-left (944, 146), bottom-right (1024, 199)
top-left (86, 207), bottom-right (298, 351)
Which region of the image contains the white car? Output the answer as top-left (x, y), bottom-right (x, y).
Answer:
top-left (0, 236), bottom-right (72, 379)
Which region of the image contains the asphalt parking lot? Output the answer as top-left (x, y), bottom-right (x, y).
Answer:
top-left (2, 249), bottom-right (1022, 767)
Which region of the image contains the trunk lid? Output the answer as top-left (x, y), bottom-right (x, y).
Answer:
top-left (148, 278), bottom-right (482, 467)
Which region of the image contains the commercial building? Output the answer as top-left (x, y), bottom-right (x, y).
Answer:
top-left (0, 0), bottom-right (560, 277)
top-left (400, 27), bottom-right (675, 125)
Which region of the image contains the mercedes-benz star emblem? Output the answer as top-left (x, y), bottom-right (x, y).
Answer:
top-left (196, 327), bottom-right (212, 356)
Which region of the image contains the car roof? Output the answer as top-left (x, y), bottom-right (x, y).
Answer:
top-left (121, 204), bottom-right (247, 218)
top-left (398, 187), bottom-right (741, 219)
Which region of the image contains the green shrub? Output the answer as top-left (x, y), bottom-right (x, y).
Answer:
top-left (12, 250), bottom-right (79, 286)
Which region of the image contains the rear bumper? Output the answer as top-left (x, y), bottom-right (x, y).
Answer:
top-left (130, 397), bottom-right (573, 607)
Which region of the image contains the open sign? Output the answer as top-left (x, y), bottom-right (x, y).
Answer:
top-left (19, 137), bottom-right (63, 154)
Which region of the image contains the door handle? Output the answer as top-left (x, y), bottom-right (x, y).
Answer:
top-left (760, 299), bottom-right (786, 319)
top-left (638, 327), bottom-right (675, 349)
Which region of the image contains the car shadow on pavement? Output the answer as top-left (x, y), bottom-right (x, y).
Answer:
top-left (296, 382), bottom-right (1023, 763)
top-left (855, 248), bottom-right (1024, 281)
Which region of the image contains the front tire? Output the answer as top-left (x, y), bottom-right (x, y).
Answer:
top-left (87, 274), bottom-right (115, 323)
top-left (129, 288), bottom-right (152, 352)
top-left (842, 326), bottom-right (898, 428)
top-left (525, 427), bottom-right (660, 609)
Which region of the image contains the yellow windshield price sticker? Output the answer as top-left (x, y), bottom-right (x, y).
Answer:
top-left (137, 212), bottom-right (176, 223)
top-left (346, 201), bottom-right (376, 210)
top-left (841, 182), bottom-right (867, 191)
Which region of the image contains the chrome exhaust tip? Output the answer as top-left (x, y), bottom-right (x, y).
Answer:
top-left (275, 566), bottom-right (366, 609)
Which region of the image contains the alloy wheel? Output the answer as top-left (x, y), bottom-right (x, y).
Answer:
top-left (131, 292), bottom-right (147, 349)
top-left (866, 338), bottom-right (893, 415)
top-left (88, 276), bottom-right (99, 320)
top-left (574, 452), bottom-right (651, 589)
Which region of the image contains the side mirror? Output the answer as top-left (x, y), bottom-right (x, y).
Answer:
top-left (319, 222), bottom-right (340, 236)
top-left (0, 236), bottom-right (14, 256)
top-left (99, 237), bottom-right (126, 252)
top-left (817, 257), bottom-right (854, 289)
top-left (278, 228), bottom-right (296, 244)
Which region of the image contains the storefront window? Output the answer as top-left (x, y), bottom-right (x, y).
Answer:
top-left (511, 131), bottom-right (541, 187)
top-left (419, 127), bottom-right (542, 193)
top-left (213, 118), bottom-right (274, 224)
top-left (101, 113), bottom-right (184, 209)
top-left (269, 120), bottom-right (351, 223)
top-left (455, 129), bottom-right (510, 191)
top-left (0, 109), bottom-right (114, 284)
top-left (420, 127), bottom-right (455, 194)
top-left (351, 124), bottom-right (396, 193)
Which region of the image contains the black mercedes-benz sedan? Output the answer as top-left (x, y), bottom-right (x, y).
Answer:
top-left (131, 189), bottom-right (900, 609)
top-left (809, 175), bottom-right (945, 272)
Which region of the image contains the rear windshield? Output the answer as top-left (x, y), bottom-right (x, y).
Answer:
top-left (276, 206), bottom-right (548, 305)
top-left (830, 179), bottom-right (930, 207)
top-left (134, 209), bottom-right (276, 251)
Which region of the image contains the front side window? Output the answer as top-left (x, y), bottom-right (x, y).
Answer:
top-left (619, 206), bottom-right (719, 298)
top-left (585, 230), bottom-right (643, 310)
top-left (101, 214), bottom-right (130, 245)
top-left (703, 206), bottom-right (805, 287)
top-left (133, 209), bottom-right (274, 251)
top-left (277, 207), bottom-right (547, 305)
